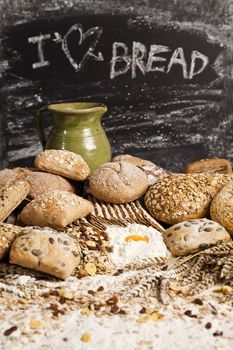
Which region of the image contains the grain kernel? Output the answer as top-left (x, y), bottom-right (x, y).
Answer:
top-left (81, 332), bottom-right (92, 342)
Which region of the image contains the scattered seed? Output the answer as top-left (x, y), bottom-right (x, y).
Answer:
top-left (3, 326), bottom-right (17, 336)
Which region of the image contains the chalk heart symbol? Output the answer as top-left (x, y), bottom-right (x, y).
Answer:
top-left (62, 23), bottom-right (103, 72)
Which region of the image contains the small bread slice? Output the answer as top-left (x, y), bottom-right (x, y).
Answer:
top-left (0, 180), bottom-right (30, 222)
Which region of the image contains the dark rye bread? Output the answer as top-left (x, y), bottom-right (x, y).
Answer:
top-left (144, 174), bottom-right (233, 225)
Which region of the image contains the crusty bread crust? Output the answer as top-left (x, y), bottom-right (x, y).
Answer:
top-left (112, 154), bottom-right (171, 186)
top-left (34, 149), bottom-right (90, 181)
top-left (144, 174), bottom-right (233, 225)
top-left (89, 161), bottom-right (148, 204)
top-left (210, 180), bottom-right (233, 234)
top-left (0, 180), bottom-right (30, 222)
top-left (10, 227), bottom-right (81, 279)
top-left (19, 190), bottom-right (94, 229)
top-left (163, 219), bottom-right (230, 256)
top-left (184, 158), bottom-right (232, 174)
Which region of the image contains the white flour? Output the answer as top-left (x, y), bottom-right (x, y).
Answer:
top-left (106, 223), bottom-right (170, 265)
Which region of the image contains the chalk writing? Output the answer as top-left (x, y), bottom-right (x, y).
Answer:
top-left (110, 42), bottom-right (209, 80)
top-left (28, 23), bottom-right (209, 80)
top-left (28, 24), bottom-right (103, 72)
top-left (28, 33), bottom-right (51, 69)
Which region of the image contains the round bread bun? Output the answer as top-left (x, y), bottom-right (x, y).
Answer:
top-left (163, 218), bottom-right (230, 256)
top-left (210, 179), bottom-right (233, 234)
top-left (144, 174), bottom-right (233, 225)
top-left (112, 154), bottom-right (155, 166)
top-left (112, 154), bottom-right (171, 186)
top-left (89, 161), bottom-right (148, 203)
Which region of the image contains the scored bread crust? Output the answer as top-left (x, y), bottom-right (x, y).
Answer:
top-left (89, 161), bottom-right (148, 204)
top-left (210, 180), bottom-right (233, 234)
top-left (112, 154), bottom-right (171, 186)
top-left (144, 174), bottom-right (233, 225)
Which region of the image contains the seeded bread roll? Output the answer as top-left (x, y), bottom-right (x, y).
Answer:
top-left (144, 174), bottom-right (232, 225)
top-left (0, 223), bottom-right (22, 261)
top-left (0, 180), bottom-right (30, 222)
top-left (19, 190), bottom-right (94, 229)
top-left (0, 168), bottom-right (26, 188)
top-left (9, 227), bottom-right (81, 279)
top-left (89, 161), bottom-right (148, 204)
top-left (112, 154), bottom-right (171, 186)
top-left (34, 149), bottom-right (90, 181)
top-left (184, 158), bottom-right (232, 174)
top-left (164, 219), bottom-right (230, 256)
top-left (210, 180), bottom-right (233, 234)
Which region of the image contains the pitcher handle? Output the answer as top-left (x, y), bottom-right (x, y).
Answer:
top-left (36, 106), bottom-right (48, 149)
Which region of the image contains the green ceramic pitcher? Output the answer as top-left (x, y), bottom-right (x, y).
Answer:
top-left (36, 102), bottom-right (112, 172)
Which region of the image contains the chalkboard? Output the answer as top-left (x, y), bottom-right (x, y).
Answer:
top-left (1, 0), bottom-right (233, 171)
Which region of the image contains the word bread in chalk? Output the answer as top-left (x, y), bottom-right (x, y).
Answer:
top-left (27, 22), bottom-right (209, 81)
top-left (110, 42), bottom-right (209, 80)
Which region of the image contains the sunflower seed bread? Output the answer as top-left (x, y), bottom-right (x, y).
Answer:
top-left (163, 219), bottom-right (231, 256)
top-left (210, 180), bottom-right (233, 234)
top-left (144, 174), bottom-right (233, 225)
top-left (0, 180), bottom-right (30, 222)
top-left (34, 149), bottom-right (90, 181)
top-left (19, 190), bottom-right (94, 229)
top-left (9, 227), bottom-right (81, 279)
top-left (89, 161), bottom-right (148, 203)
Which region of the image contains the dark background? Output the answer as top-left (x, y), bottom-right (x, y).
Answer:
top-left (1, 0), bottom-right (233, 171)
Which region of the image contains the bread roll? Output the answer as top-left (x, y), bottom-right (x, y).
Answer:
top-left (10, 227), bottom-right (81, 279)
top-left (19, 190), bottom-right (93, 229)
top-left (210, 180), bottom-right (233, 234)
top-left (23, 169), bottom-right (77, 199)
top-left (164, 219), bottom-right (230, 256)
top-left (112, 154), bottom-right (155, 166)
top-left (112, 154), bottom-right (171, 186)
top-left (0, 223), bottom-right (22, 261)
top-left (184, 158), bottom-right (232, 174)
top-left (0, 180), bottom-right (30, 222)
top-left (144, 174), bottom-right (232, 225)
top-left (34, 149), bottom-right (90, 181)
top-left (89, 161), bottom-right (148, 203)
top-left (0, 168), bottom-right (25, 187)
